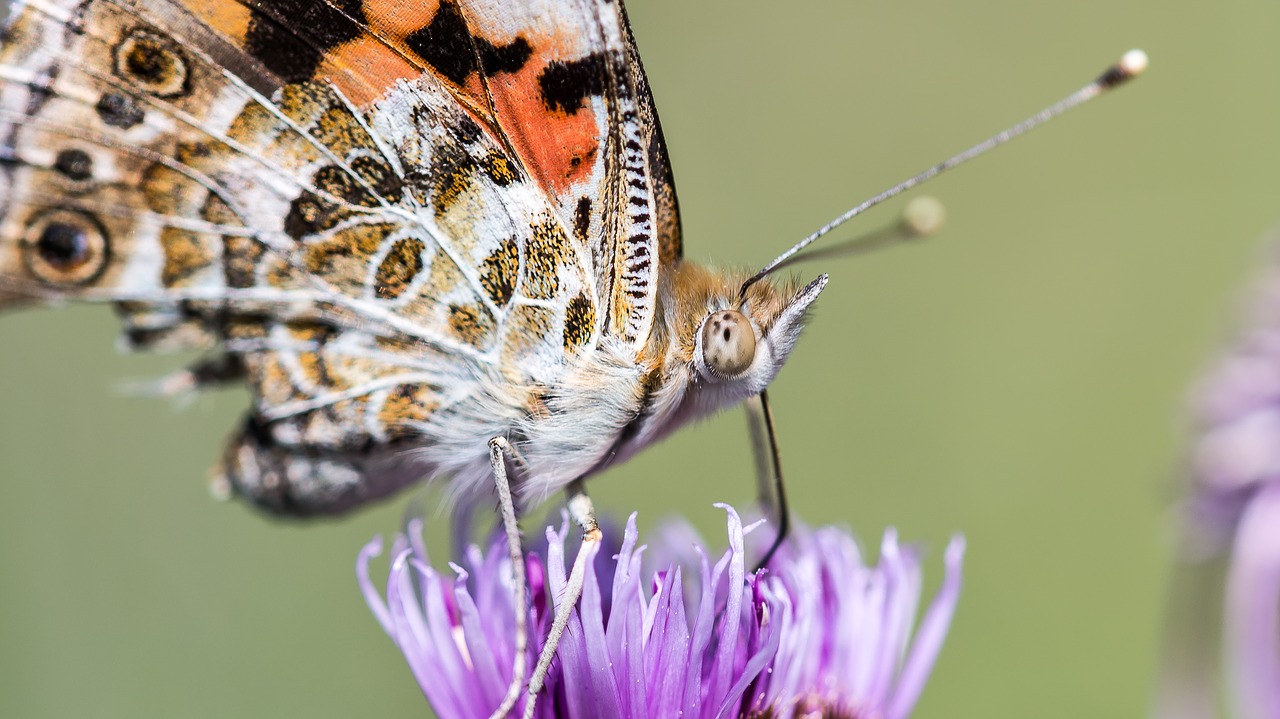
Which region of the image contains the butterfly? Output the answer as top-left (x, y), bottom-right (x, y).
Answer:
top-left (0, 0), bottom-right (1148, 714)
top-left (0, 0), bottom-right (829, 714)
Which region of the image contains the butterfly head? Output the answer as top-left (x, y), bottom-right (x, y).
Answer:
top-left (677, 268), bottom-right (828, 396)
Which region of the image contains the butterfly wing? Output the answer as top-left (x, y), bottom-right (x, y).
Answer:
top-left (0, 0), bottom-right (679, 511)
top-left (282, 0), bottom-right (684, 353)
top-left (437, 0), bottom-right (683, 351)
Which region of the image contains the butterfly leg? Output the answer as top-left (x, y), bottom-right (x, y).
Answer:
top-left (746, 390), bottom-right (790, 569)
top-left (523, 478), bottom-right (600, 719)
top-left (487, 437), bottom-right (529, 719)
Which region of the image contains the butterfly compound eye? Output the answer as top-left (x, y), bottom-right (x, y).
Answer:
top-left (700, 310), bottom-right (757, 378)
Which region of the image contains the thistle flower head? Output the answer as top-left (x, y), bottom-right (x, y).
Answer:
top-left (357, 505), bottom-right (963, 719)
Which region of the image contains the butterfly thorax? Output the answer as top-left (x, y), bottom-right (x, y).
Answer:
top-left (396, 260), bottom-right (819, 510)
top-left (503, 262), bottom-right (814, 502)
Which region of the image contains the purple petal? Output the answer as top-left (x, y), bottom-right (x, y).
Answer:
top-left (1226, 481), bottom-right (1280, 719)
top-left (886, 535), bottom-right (966, 719)
top-left (574, 537), bottom-right (622, 718)
top-left (606, 516), bottom-right (645, 716)
top-left (706, 503), bottom-right (747, 710)
top-left (867, 530), bottom-right (911, 707)
top-left (357, 536), bottom-right (393, 635)
top-left (648, 568), bottom-right (692, 717)
top-left (684, 545), bottom-right (717, 718)
top-left (451, 565), bottom-right (509, 707)
top-left (715, 586), bottom-right (782, 719)
top-left (386, 552), bottom-right (462, 718)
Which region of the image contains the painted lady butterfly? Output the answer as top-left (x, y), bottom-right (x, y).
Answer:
top-left (0, 0), bottom-right (1145, 714)
top-left (0, 0), bottom-right (821, 514)
top-left (0, 0), bottom-right (830, 712)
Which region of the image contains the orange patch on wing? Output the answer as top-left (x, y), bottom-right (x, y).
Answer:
top-left (449, 74), bottom-right (487, 113)
top-left (487, 62), bottom-right (600, 196)
top-left (317, 35), bottom-right (421, 106)
top-left (182, 1), bottom-right (251, 43)
top-left (364, 0), bottom-right (440, 38)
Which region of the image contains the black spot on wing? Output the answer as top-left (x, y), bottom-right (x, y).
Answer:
top-left (244, 0), bottom-right (366, 84)
top-left (284, 162), bottom-right (383, 240)
top-left (23, 209), bottom-right (111, 286)
top-left (538, 53), bottom-right (608, 114)
top-left (223, 235), bottom-right (264, 289)
top-left (283, 192), bottom-right (332, 240)
top-left (374, 238), bottom-right (426, 299)
top-left (480, 237), bottom-right (519, 307)
top-left (573, 197), bottom-right (592, 246)
top-left (53, 148), bottom-right (92, 181)
top-left (524, 221), bottom-right (570, 300)
top-left (412, 143), bottom-right (514, 220)
top-left (122, 40), bottom-right (171, 84)
top-left (417, 141), bottom-right (476, 218)
top-left (405, 1), bottom-right (475, 85)
top-left (563, 293), bottom-right (596, 353)
top-left (350, 155), bottom-right (404, 204)
top-left (406, 1), bottom-right (532, 86)
top-left (95, 92), bottom-right (144, 128)
top-left (477, 36), bottom-right (532, 75)
top-left (36, 221), bottom-right (90, 268)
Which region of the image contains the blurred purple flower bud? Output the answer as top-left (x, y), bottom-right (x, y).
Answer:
top-left (1161, 242), bottom-right (1280, 719)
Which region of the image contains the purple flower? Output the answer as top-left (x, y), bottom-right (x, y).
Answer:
top-left (357, 505), bottom-right (964, 719)
top-left (1186, 249), bottom-right (1280, 558)
top-left (1162, 242), bottom-right (1280, 719)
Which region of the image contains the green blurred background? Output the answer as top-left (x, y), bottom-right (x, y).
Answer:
top-left (1, 0), bottom-right (1275, 716)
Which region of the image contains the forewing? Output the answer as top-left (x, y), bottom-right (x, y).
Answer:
top-left (418, 0), bottom-right (683, 352)
top-left (0, 0), bottom-right (603, 436)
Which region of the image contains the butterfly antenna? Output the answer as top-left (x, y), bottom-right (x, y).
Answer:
top-left (739, 49), bottom-right (1148, 297)
top-left (766, 195), bottom-right (947, 272)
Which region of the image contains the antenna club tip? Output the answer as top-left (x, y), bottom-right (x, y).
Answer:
top-left (1120, 49), bottom-right (1149, 77)
top-left (901, 195), bottom-right (947, 237)
top-left (207, 472), bottom-right (233, 502)
top-left (1097, 48), bottom-right (1149, 88)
